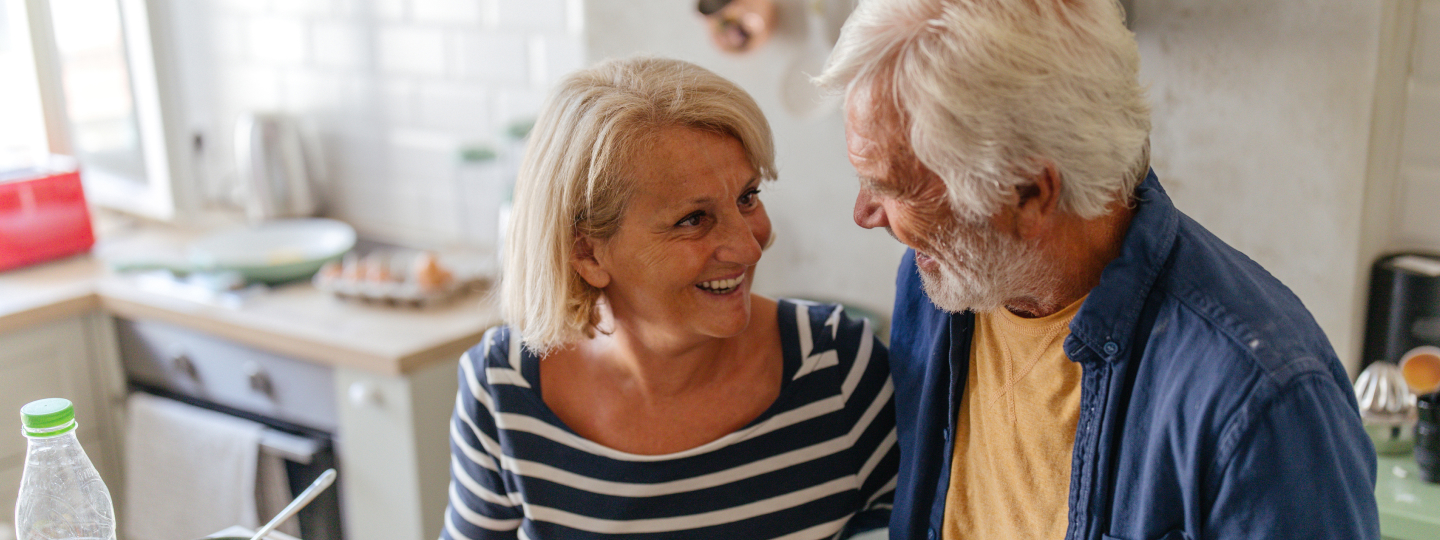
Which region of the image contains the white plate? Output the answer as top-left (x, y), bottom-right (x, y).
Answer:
top-left (190, 218), bottom-right (356, 267)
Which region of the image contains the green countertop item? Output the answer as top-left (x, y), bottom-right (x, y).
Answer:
top-left (20, 397), bottom-right (77, 437)
top-left (1376, 453), bottom-right (1440, 540)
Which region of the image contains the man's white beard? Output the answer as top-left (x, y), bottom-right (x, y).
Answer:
top-left (916, 213), bottom-right (1053, 314)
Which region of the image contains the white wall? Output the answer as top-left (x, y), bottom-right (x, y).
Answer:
top-left (1127, 0), bottom-right (1382, 373)
top-left (585, 0), bottom-right (907, 318)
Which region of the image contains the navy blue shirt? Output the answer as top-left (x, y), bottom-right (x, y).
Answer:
top-left (443, 300), bottom-right (897, 540)
top-left (887, 172), bottom-right (1379, 540)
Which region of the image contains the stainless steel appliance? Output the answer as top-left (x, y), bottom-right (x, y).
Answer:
top-left (234, 113), bottom-right (322, 223)
top-left (114, 317), bottom-right (343, 540)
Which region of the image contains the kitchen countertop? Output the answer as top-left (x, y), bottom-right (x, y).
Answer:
top-left (1376, 452), bottom-right (1440, 540)
top-left (0, 218), bottom-right (501, 376)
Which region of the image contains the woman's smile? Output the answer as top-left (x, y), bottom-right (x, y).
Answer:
top-left (697, 272), bottom-right (746, 294)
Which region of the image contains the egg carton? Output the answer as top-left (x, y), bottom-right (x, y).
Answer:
top-left (312, 252), bottom-right (491, 308)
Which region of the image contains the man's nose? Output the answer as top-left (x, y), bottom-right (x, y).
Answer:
top-left (854, 187), bottom-right (888, 230)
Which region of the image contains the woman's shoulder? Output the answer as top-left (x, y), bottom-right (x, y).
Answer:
top-left (776, 299), bottom-right (882, 339)
top-left (775, 299), bottom-right (888, 369)
top-left (461, 325), bottom-right (535, 393)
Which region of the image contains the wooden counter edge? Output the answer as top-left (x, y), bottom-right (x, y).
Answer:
top-left (101, 295), bottom-right (418, 376)
top-left (0, 293), bottom-right (102, 335)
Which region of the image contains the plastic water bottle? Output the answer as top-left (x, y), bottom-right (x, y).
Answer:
top-left (14, 398), bottom-right (115, 540)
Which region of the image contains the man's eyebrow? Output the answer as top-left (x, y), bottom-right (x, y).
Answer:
top-left (860, 175), bottom-right (908, 198)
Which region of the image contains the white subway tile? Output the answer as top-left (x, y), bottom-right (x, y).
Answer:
top-left (384, 135), bottom-right (466, 241)
top-left (494, 0), bottom-right (566, 31)
top-left (213, 16), bottom-right (249, 61)
top-left (382, 79), bottom-right (418, 125)
top-left (328, 0), bottom-right (367, 19)
top-left (312, 21), bottom-right (367, 69)
top-left (1402, 81), bottom-right (1440, 169)
top-left (415, 82), bottom-right (491, 135)
top-left (213, 0), bottom-right (273, 16)
top-left (375, 0), bottom-right (409, 21)
top-left (283, 71), bottom-right (369, 113)
top-left (451, 33), bottom-right (529, 83)
top-left (219, 66), bottom-right (283, 111)
top-left (269, 0), bottom-right (338, 18)
top-left (248, 17), bottom-right (308, 66)
top-left (386, 136), bottom-right (455, 191)
top-left (412, 0), bottom-right (483, 25)
top-left (1415, 1), bottom-right (1440, 84)
top-left (494, 89), bottom-right (546, 128)
top-left (379, 26), bottom-right (448, 76)
top-left (531, 33), bottom-right (584, 87)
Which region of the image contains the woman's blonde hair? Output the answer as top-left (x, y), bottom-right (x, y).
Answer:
top-left (500, 56), bottom-right (776, 355)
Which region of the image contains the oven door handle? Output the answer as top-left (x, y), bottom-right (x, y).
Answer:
top-left (259, 429), bottom-right (323, 465)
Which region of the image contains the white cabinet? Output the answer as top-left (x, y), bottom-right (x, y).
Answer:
top-left (0, 312), bottom-right (126, 522)
top-left (334, 361), bottom-right (458, 540)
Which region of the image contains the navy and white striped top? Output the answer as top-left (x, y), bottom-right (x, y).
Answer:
top-left (441, 300), bottom-right (898, 540)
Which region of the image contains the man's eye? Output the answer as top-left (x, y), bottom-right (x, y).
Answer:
top-left (676, 212), bottom-right (705, 227)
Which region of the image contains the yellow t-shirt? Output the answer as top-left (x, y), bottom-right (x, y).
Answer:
top-left (942, 296), bottom-right (1087, 540)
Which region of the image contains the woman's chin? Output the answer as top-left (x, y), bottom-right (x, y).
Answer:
top-left (695, 290), bottom-right (753, 338)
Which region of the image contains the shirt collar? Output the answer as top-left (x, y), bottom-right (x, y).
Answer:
top-left (1065, 169), bottom-right (1179, 363)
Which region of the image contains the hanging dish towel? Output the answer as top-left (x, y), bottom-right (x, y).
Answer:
top-left (123, 392), bottom-right (265, 540)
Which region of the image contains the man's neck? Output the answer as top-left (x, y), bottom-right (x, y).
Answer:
top-left (1004, 203), bottom-right (1136, 318)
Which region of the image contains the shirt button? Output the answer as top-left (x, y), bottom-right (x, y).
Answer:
top-left (928, 528), bottom-right (937, 540)
top-left (942, 428), bottom-right (950, 441)
top-left (1103, 341), bottom-right (1119, 355)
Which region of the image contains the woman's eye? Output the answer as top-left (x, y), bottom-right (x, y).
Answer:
top-left (738, 188), bottom-right (761, 208)
top-left (676, 212), bottom-right (705, 227)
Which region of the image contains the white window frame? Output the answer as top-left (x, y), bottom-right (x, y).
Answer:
top-left (25, 0), bottom-right (193, 221)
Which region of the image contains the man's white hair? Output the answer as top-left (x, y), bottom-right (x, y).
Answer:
top-left (816, 0), bottom-right (1151, 220)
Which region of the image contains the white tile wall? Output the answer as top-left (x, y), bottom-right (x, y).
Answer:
top-left (411, 0), bottom-right (483, 25)
top-left (183, 0), bottom-right (584, 249)
top-left (311, 21), bottom-right (367, 69)
top-left (378, 26), bottom-right (448, 76)
top-left (451, 32), bottom-right (530, 83)
top-left (495, 0), bottom-right (569, 30)
top-left (248, 17), bottom-right (309, 66)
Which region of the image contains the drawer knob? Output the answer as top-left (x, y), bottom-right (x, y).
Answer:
top-left (348, 381), bottom-right (382, 407)
top-left (245, 361), bottom-right (274, 397)
top-left (170, 352), bottom-right (199, 381)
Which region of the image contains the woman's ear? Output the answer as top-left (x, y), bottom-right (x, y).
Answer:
top-left (570, 235), bottom-right (611, 289)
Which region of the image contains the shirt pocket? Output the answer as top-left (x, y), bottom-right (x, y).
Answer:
top-left (1103, 530), bottom-right (1189, 540)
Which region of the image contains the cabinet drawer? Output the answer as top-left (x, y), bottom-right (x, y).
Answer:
top-left (114, 318), bottom-right (337, 432)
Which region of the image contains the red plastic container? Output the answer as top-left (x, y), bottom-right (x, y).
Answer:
top-left (0, 164), bottom-right (96, 271)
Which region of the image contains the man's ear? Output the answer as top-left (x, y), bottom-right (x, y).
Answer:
top-left (570, 235), bottom-right (611, 289)
top-left (1014, 162), bottom-right (1062, 239)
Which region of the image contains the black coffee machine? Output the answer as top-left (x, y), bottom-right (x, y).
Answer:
top-left (1362, 253), bottom-right (1440, 369)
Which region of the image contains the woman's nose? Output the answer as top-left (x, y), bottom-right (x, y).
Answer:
top-left (716, 213), bottom-right (763, 265)
top-left (854, 186), bottom-right (888, 229)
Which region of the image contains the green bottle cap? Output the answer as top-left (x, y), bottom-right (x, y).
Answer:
top-left (20, 398), bottom-right (77, 437)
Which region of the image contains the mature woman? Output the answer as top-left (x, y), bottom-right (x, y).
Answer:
top-left (440, 57), bottom-right (897, 540)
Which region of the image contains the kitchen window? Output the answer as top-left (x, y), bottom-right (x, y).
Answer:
top-left (3, 0), bottom-right (195, 221)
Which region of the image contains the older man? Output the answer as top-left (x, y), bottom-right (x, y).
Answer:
top-left (817, 1), bottom-right (1379, 539)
